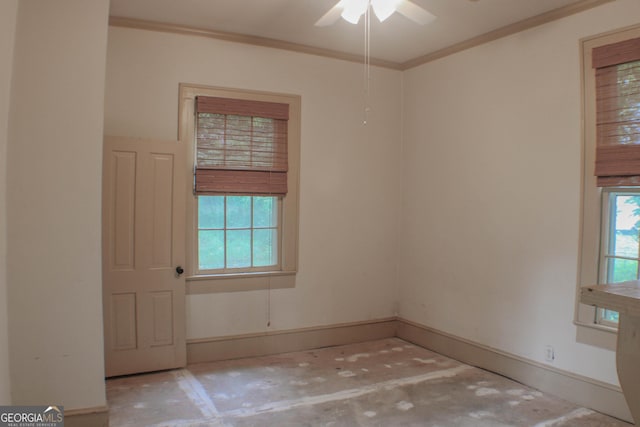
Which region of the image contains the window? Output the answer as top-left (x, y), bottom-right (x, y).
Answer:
top-left (179, 84), bottom-right (300, 289)
top-left (598, 189), bottom-right (640, 325)
top-left (198, 195), bottom-right (280, 272)
top-left (578, 25), bottom-right (640, 330)
top-left (194, 95), bottom-right (288, 275)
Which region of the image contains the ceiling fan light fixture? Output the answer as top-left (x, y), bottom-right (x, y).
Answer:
top-left (315, 0), bottom-right (434, 27)
top-left (340, 0), bottom-right (369, 24)
top-left (371, 0), bottom-right (403, 22)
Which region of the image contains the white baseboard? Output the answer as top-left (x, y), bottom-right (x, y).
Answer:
top-left (65, 405), bottom-right (109, 427)
top-left (187, 317), bottom-right (398, 364)
top-left (184, 316), bottom-right (632, 423)
top-left (396, 318), bottom-right (633, 423)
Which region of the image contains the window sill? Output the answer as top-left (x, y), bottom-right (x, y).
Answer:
top-left (574, 319), bottom-right (618, 352)
top-left (574, 319), bottom-right (618, 333)
top-left (186, 270), bottom-right (296, 294)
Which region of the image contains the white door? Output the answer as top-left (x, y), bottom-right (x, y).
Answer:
top-left (102, 135), bottom-right (186, 377)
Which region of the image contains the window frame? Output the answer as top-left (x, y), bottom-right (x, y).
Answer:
top-left (577, 24), bottom-right (640, 331)
top-left (179, 84), bottom-right (300, 293)
top-left (597, 188), bottom-right (640, 327)
top-left (196, 195), bottom-right (282, 274)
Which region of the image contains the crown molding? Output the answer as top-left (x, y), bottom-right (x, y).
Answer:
top-left (110, 0), bottom-right (615, 72)
top-left (108, 16), bottom-right (403, 70)
top-left (400, 0), bottom-right (615, 70)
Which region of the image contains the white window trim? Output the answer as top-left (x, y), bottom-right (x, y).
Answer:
top-left (196, 195), bottom-right (282, 274)
top-left (597, 188), bottom-right (640, 327)
top-left (576, 24), bottom-right (640, 332)
top-left (178, 83), bottom-right (300, 293)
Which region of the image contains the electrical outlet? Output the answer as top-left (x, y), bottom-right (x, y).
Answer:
top-left (544, 345), bottom-right (555, 362)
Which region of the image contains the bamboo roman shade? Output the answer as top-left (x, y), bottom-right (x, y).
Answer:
top-left (195, 96), bottom-right (289, 195)
top-left (593, 37), bottom-right (640, 187)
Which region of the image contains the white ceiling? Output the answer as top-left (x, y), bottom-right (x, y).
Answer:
top-left (109, 0), bottom-right (601, 66)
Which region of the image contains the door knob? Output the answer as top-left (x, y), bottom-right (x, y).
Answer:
top-left (176, 266), bottom-right (184, 276)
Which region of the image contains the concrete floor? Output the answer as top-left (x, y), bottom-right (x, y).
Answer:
top-left (107, 338), bottom-right (631, 426)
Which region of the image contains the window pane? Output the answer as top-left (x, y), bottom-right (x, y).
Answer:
top-left (253, 197), bottom-right (277, 228)
top-left (196, 114), bottom-right (226, 168)
top-left (611, 195), bottom-right (640, 258)
top-left (198, 230), bottom-right (224, 270)
top-left (225, 115), bottom-right (252, 166)
top-left (198, 196), bottom-right (224, 229)
top-left (198, 195), bottom-right (279, 272)
top-left (227, 230), bottom-right (251, 268)
top-left (226, 196), bottom-right (251, 229)
top-left (253, 229), bottom-right (277, 267)
top-left (603, 309), bottom-right (619, 323)
top-left (607, 257), bottom-right (639, 283)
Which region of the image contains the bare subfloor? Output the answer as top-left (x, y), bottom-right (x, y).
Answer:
top-left (107, 338), bottom-right (630, 426)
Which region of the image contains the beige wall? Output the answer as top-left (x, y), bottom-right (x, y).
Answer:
top-left (104, 27), bottom-right (403, 339)
top-left (6, 0), bottom-right (109, 410)
top-left (400, 0), bottom-right (640, 387)
top-left (4, 0), bottom-right (633, 411)
top-left (0, 0), bottom-right (18, 405)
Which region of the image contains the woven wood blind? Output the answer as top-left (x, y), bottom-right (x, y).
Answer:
top-left (195, 96), bottom-right (289, 195)
top-left (593, 37), bottom-right (640, 187)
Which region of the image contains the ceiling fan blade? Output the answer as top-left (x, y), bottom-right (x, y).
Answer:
top-left (371, 0), bottom-right (402, 22)
top-left (315, 1), bottom-right (344, 27)
top-left (395, 0), bottom-right (436, 25)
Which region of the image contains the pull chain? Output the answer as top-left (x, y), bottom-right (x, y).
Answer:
top-left (267, 276), bottom-right (271, 327)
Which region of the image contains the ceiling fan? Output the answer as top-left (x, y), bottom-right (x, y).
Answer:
top-left (315, 0), bottom-right (436, 26)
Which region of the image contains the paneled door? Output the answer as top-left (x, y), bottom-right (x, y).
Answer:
top-left (102, 136), bottom-right (186, 377)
